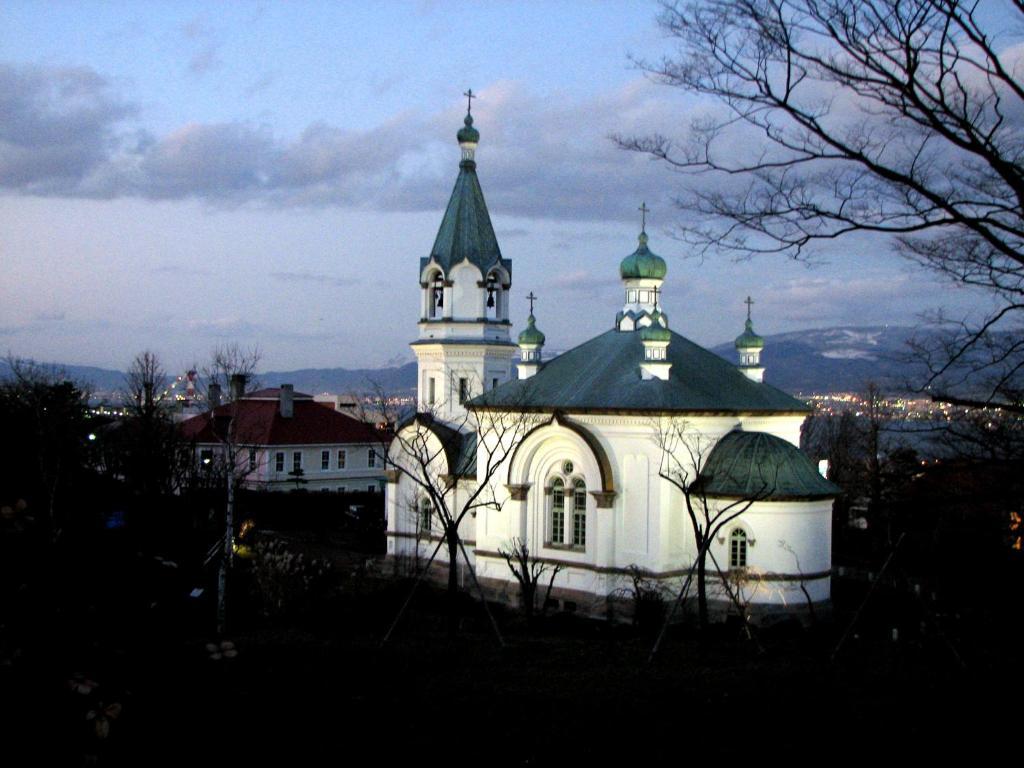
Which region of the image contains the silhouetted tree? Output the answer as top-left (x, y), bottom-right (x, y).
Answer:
top-left (0, 356), bottom-right (90, 542)
top-left (116, 350), bottom-right (190, 498)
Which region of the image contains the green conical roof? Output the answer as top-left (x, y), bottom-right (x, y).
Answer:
top-left (735, 318), bottom-right (764, 349)
top-left (695, 430), bottom-right (839, 500)
top-left (424, 116), bottom-right (506, 277)
top-left (620, 231), bottom-right (667, 280)
top-left (518, 314), bottom-right (545, 346)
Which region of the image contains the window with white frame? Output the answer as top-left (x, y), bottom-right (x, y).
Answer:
top-left (367, 484), bottom-right (376, 493)
top-left (550, 478), bottom-right (565, 544)
top-left (572, 479), bottom-right (587, 547)
top-left (248, 448), bottom-right (257, 472)
top-left (337, 449), bottom-right (346, 469)
top-left (292, 451), bottom-right (302, 472)
top-left (368, 449), bottom-right (377, 468)
top-left (418, 497), bottom-right (432, 533)
top-left (275, 452), bottom-right (284, 472)
top-left (321, 450), bottom-right (330, 471)
top-left (729, 528), bottom-right (748, 569)
top-left (547, 468), bottom-right (587, 549)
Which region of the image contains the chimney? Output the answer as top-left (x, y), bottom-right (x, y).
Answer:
top-left (279, 384), bottom-right (294, 418)
top-left (208, 383), bottom-right (222, 409)
top-left (230, 373), bottom-right (246, 401)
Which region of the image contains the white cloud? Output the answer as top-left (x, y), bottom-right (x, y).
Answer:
top-left (0, 63), bottom-right (690, 222)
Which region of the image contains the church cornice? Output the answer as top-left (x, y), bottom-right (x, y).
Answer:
top-left (418, 319), bottom-right (513, 326)
top-left (471, 404), bottom-right (811, 418)
top-left (411, 339), bottom-right (518, 348)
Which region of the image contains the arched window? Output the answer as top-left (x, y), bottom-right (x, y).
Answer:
top-left (547, 472), bottom-right (587, 550)
top-left (550, 478), bottom-right (565, 544)
top-left (729, 528), bottom-right (748, 569)
top-left (572, 478), bottom-right (587, 547)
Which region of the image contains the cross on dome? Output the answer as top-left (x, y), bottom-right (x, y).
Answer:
top-left (639, 201), bottom-right (649, 232)
top-left (464, 88), bottom-right (476, 115)
top-left (526, 291), bottom-right (537, 314)
top-left (745, 295), bottom-right (755, 321)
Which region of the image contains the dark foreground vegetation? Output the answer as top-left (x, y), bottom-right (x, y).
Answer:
top-left (1, 499), bottom-right (1016, 766)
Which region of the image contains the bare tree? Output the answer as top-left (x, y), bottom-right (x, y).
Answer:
top-left (117, 351), bottom-right (191, 498)
top-left (654, 419), bottom-right (773, 628)
top-left (618, 0), bottom-right (1024, 411)
top-left (200, 343), bottom-right (262, 634)
top-left (377, 373), bottom-right (536, 638)
top-left (498, 537), bottom-right (563, 623)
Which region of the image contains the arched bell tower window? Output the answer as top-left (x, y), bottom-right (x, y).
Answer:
top-left (428, 272), bottom-right (444, 319)
top-left (485, 271), bottom-right (501, 321)
top-left (729, 528), bottom-right (748, 569)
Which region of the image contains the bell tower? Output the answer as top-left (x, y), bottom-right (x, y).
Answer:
top-left (411, 92), bottom-right (516, 424)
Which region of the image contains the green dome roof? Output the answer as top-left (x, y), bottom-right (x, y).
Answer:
top-left (640, 312), bottom-right (671, 342)
top-left (457, 114), bottom-right (480, 144)
top-left (696, 430), bottom-right (839, 500)
top-left (735, 318), bottom-right (764, 349)
top-left (518, 314), bottom-right (545, 346)
top-left (620, 232), bottom-right (667, 280)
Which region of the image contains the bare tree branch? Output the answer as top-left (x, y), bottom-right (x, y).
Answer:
top-left (620, 0), bottom-right (1024, 408)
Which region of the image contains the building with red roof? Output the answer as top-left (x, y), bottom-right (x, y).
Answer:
top-left (180, 385), bottom-right (387, 493)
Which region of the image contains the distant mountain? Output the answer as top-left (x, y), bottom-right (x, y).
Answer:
top-left (3, 325), bottom-right (942, 399)
top-left (0, 358), bottom-right (419, 400)
top-left (260, 362), bottom-right (418, 397)
top-left (710, 325), bottom-right (927, 394)
top-left (0, 358), bottom-right (127, 394)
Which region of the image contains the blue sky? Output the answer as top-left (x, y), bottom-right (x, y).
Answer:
top-left (0, 1), bottom-right (1001, 372)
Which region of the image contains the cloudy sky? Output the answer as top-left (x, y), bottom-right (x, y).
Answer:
top-left (0, 1), bottom-right (1001, 373)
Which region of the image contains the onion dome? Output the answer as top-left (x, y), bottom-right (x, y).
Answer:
top-left (518, 314), bottom-right (546, 346)
top-left (620, 231), bottom-right (667, 280)
top-left (735, 318), bottom-right (764, 350)
top-left (640, 311), bottom-right (671, 342)
top-left (696, 430), bottom-right (839, 500)
top-left (457, 113), bottom-right (480, 145)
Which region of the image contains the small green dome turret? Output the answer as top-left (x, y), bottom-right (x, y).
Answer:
top-left (518, 314), bottom-right (545, 346)
top-left (735, 318), bottom-right (764, 350)
top-left (457, 113), bottom-right (480, 145)
top-left (640, 321), bottom-right (671, 343)
top-left (620, 231), bottom-right (668, 281)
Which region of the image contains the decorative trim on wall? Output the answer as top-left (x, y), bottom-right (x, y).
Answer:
top-left (505, 483), bottom-right (531, 501)
top-left (472, 549), bottom-right (830, 582)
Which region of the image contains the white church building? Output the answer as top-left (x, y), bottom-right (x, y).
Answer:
top-left (384, 103), bottom-right (837, 619)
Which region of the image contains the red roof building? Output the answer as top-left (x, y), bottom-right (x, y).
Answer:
top-left (180, 386), bottom-right (388, 493)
